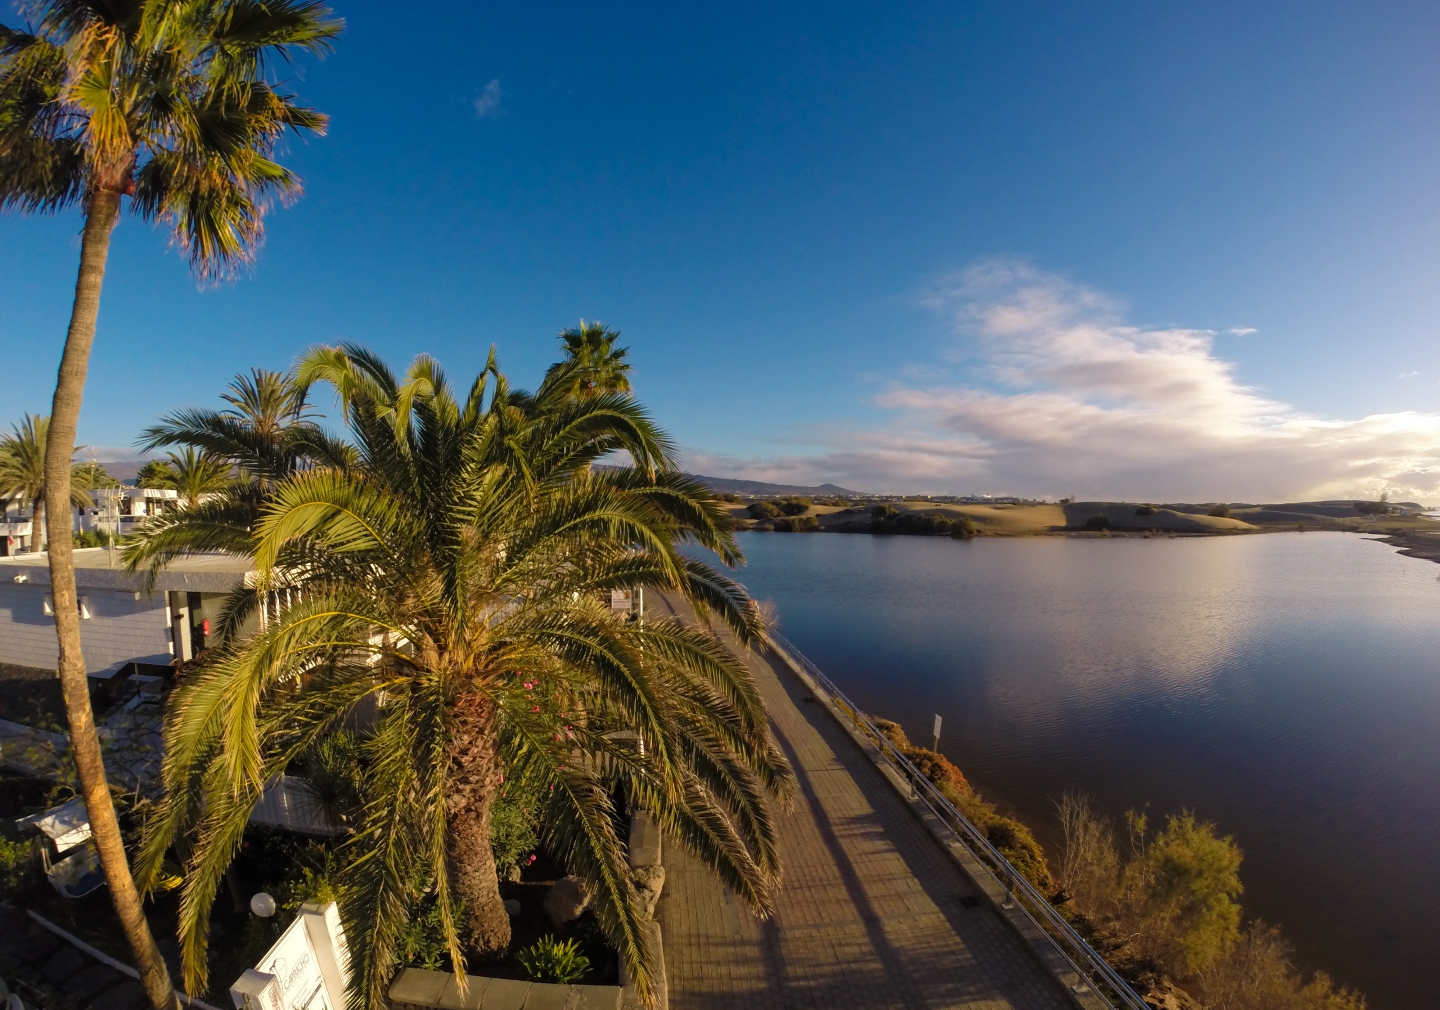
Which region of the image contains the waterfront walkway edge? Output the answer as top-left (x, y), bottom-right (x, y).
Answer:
top-left (763, 632), bottom-right (1145, 1010)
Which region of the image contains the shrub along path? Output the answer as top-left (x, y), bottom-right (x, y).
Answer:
top-left (649, 595), bottom-right (1071, 1010)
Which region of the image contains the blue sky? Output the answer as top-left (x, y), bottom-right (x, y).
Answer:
top-left (6, 1), bottom-right (1440, 499)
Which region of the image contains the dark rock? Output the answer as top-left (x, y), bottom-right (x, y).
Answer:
top-left (632, 865), bottom-right (665, 919)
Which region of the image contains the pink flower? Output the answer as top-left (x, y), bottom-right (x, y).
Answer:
top-left (527, 854), bottom-right (536, 864)
top-left (533, 705), bottom-right (540, 712)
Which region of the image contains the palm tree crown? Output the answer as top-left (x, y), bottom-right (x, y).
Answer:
top-left (541, 321), bottom-right (633, 402)
top-left (158, 446), bottom-right (233, 508)
top-left (0, 413), bottom-right (93, 514)
top-left (1, 0), bottom-right (342, 279)
top-left (124, 367), bottom-right (348, 576)
top-left (134, 346), bottom-right (792, 1009)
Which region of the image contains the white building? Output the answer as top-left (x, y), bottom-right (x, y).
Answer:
top-left (2, 486), bottom-right (181, 556)
top-left (79, 486), bottom-right (180, 538)
top-left (0, 549), bottom-right (253, 678)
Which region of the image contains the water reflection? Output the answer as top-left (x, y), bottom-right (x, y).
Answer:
top-left (706, 531), bottom-right (1440, 1010)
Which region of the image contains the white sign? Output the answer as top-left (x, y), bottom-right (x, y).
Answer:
top-left (932, 714), bottom-right (942, 740)
top-left (231, 902), bottom-right (349, 1010)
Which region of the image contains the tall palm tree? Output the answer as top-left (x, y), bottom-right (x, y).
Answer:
top-left (134, 346), bottom-right (793, 1009)
top-left (0, 414), bottom-right (93, 549)
top-left (541, 321), bottom-right (634, 402)
top-left (2, 3), bottom-right (340, 1005)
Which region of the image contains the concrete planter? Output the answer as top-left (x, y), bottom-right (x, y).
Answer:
top-left (389, 812), bottom-right (667, 1010)
top-left (389, 967), bottom-right (620, 1010)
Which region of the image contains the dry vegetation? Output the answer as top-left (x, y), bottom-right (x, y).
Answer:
top-left (1056, 794), bottom-right (1366, 1010)
top-left (856, 719), bottom-right (1368, 1010)
top-left (870, 718), bottom-right (1050, 889)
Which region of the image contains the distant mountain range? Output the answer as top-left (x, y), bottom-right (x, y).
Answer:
top-left (688, 475), bottom-right (863, 496)
top-left (100, 459), bottom-right (863, 498)
top-left (96, 459), bottom-right (149, 484)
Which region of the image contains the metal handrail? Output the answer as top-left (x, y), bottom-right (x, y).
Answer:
top-left (767, 631), bottom-right (1150, 1010)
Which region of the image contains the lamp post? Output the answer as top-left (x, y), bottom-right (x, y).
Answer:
top-left (251, 891), bottom-right (279, 937)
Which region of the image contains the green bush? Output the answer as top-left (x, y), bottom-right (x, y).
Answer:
top-left (0, 833), bottom-right (40, 897)
top-left (1207, 503), bottom-right (1231, 518)
top-left (1141, 811), bottom-right (1243, 977)
top-left (1135, 505), bottom-right (1157, 516)
top-left (872, 510), bottom-right (977, 537)
top-left (773, 516), bottom-right (819, 532)
top-left (871, 504), bottom-right (898, 521)
top-left (490, 784), bottom-right (541, 878)
top-left (518, 935), bottom-right (591, 984)
top-left (747, 501), bottom-right (779, 519)
top-left (778, 497), bottom-right (812, 516)
top-left (1084, 515), bottom-right (1110, 530)
top-left (395, 893), bottom-right (466, 969)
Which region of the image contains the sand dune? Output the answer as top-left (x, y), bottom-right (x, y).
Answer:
top-left (722, 496), bottom-right (1440, 535)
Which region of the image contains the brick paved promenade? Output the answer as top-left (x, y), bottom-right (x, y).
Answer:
top-left (653, 610), bottom-right (1072, 1010)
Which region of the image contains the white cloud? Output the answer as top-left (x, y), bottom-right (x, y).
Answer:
top-left (1399, 371), bottom-right (1419, 379)
top-left (474, 80), bottom-right (503, 118)
top-left (1226, 327), bottom-right (1258, 336)
top-left (688, 261), bottom-right (1440, 502)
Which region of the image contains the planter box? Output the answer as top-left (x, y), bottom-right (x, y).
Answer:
top-left (388, 967), bottom-right (620, 1009)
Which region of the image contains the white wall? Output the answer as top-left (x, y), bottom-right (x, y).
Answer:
top-left (0, 581), bottom-right (171, 675)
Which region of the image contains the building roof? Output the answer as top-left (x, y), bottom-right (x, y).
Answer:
top-left (0, 549), bottom-right (253, 593)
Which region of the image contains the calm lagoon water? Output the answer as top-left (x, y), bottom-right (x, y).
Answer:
top-left (712, 531), bottom-right (1440, 1010)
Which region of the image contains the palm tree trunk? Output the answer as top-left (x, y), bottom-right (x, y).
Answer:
top-left (44, 190), bottom-right (181, 1010)
top-left (449, 695), bottom-right (512, 957)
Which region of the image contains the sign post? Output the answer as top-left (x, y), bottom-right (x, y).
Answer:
top-left (932, 714), bottom-right (942, 753)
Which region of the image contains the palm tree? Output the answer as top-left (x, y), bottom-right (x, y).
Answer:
top-left (541, 321), bottom-right (634, 401)
top-left (74, 459), bottom-right (120, 489)
top-left (0, 414), bottom-right (93, 550)
top-left (134, 346), bottom-right (793, 1009)
top-left (2, 3), bottom-right (340, 1005)
top-left (158, 447), bottom-right (232, 509)
top-left (124, 368), bottom-right (350, 578)
top-left (135, 459), bottom-right (178, 489)
top-left (140, 368), bottom-right (331, 488)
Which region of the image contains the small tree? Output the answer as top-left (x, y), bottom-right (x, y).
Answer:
top-left (136, 460), bottom-right (178, 489)
top-left (1208, 504), bottom-right (1232, 518)
top-left (74, 460), bottom-right (119, 489)
top-left (747, 500), bottom-right (779, 519)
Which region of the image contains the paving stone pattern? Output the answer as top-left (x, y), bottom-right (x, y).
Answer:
top-left (655, 629), bottom-right (1072, 1010)
top-left (0, 904), bottom-right (151, 1010)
